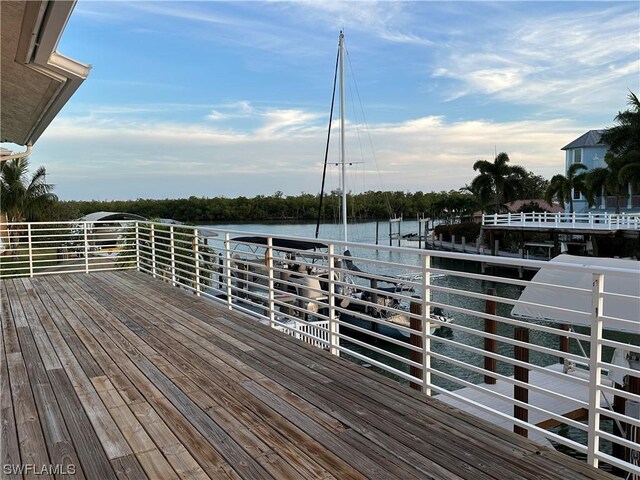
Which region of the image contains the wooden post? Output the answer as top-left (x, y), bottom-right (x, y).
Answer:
top-left (484, 288), bottom-right (497, 384)
top-left (514, 327), bottom-right (530, 438)
top-left (418, 220), bottom-right (422, 249)
top-left (612, 385), bottom-right (627, 474)
top-left (559, 324), bottom-right (570, 363)
top-left (375, 221), bottom-right (379, 245)
top-left (409, 301), bottom-right (422, 391)
top-left (451, 234), bottom-right (456, 252)
top-left (518, 248), bottom-right (524, 278)
top-left (370, 279), bottom-right (379, 334)
top-left (461, 236), bottom-right (466, 253)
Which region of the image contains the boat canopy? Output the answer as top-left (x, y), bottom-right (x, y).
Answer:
top-left (79, 211), bottom-right (147, 222)
top-left (232, 236), bottom-right (327, 251)
top-left (511, 254), bottom-right (640, 334)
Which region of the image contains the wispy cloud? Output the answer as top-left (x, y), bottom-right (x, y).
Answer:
top-left (41, 109), bottom-right (584, 200)
top-left (433, 5), bottom-right (638, 113)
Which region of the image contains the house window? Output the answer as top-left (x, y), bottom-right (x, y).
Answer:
top-left (572, 188), bottom-right (581, 200)
top-left (573, 149), bottom-right (582, 164)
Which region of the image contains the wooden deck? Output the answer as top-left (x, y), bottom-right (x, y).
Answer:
top-left (1, 271), bottom-right (613, 479)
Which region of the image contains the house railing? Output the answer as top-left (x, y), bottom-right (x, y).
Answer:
top-left (1, 220), bottom-right (639, 477)
top-left (483, 211), bottom-right (640, 230)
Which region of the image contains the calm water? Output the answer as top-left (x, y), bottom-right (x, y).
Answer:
top-left (203, 220), bottom-right (633, 469)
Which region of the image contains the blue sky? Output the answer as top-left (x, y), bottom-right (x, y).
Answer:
top-left (14, 1), bottom-right (640, 200)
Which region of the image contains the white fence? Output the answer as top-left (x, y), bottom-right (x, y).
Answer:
top-left (483, 211), bottom-right (640, 230)
top-left (1, 220), bottom-right (639, 477)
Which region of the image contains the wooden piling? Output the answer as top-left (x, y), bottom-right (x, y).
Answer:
top-left (484, 288), bottom-right (497, 384)
top-left (514, 327), bottom-right (530, 438)
top-left (409, 301), bottom-right (422, 391)
top-left (559, 324), bottom-right (570, 363)
top-left (612, 386), bottom-right (627, 473)
top-left (370, 279), bottom-right (379, 334)
top-left (612, 369), bottom-right (640, 473)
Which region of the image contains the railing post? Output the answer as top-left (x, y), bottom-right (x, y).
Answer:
top-left (224, 233), bottom-right (233, 309)
top-left (170, 226), bottom-right (176, 286)
top-left (587, 273), bottom-right (605, 469)
top-left (83, 222), bottom-right (90, 273)
top-left (327, 244), bottom-right (339, 357)
top-left (135, 222), bottom-right (140, 271)
top-left (267, 237), bottom-right (276, 330)
top-left (150, 224), bottom-right (156, 278)
top-left (27, 223), bottom-right (34, 277)
top-left (422, 254), bottom-right (431, 395)
top-left (484, 288), bottom-right (497, 384)
top-left (193, 229), bottom-right (201, 296)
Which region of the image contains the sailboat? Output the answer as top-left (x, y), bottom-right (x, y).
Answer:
top-left (314, 31), bottom-right (453, 339)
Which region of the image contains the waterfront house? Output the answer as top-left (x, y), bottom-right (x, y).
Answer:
top-left (561, 130), bottom-right (640, 213)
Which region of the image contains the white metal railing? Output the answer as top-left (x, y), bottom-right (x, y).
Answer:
top-left (0, 220), bottom-right (137, 278)
top-left (483, 211), bottom-right (640, 230)
top-left (2, 220), bottom-right (639, 477)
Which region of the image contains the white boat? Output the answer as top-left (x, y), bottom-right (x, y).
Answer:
top-left (511, 254), bottom-right (639, 382)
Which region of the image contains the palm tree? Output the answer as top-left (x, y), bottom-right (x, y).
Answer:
top-left (601, 91), bottom-right (640, 156)
top-left (600, 91), bottom-right (640, 207)
top-left (585, 153), bottom-right (629, 214)
top-left (1, 157), bottom-right (57, 223)
top-left (470, 152), bottom-right (527, 214)
top-left (618, 151), bottom-right (640, 190)
top-left (544, 163), bottom-right (589, 214)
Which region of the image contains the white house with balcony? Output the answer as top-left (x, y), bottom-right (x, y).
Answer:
top-left (561, 130), bottom-right (639, 213)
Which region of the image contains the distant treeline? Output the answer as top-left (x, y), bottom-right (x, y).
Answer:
top-left (44, 190), bottom-right (483, 223)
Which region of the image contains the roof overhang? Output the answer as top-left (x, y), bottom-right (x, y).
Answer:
top-left (1, 0), bottom-right (90, 147)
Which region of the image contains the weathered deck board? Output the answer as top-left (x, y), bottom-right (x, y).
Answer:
top-left (0, 272), bottom-right (614, 480)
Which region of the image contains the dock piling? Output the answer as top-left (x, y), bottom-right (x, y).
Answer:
top-left (559, 324), bottom-right (570, 363)
top-left (409, 301), bottom-right (423, 391)
top-left (484, 288), bottom-right (497, 384)
top-left (514, 327), bottom-right (530, 438)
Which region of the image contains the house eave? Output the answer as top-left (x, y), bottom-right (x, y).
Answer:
top-left (1, 0), bottom-right (90, 146)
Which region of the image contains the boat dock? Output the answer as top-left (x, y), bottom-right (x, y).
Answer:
top-left (437, 363), bottom-right (614, 447)
top-left (1, 272), bottom-right (612, 480)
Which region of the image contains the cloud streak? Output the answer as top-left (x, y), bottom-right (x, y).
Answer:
top-left (39, 108), bottom-right (585, 200)
top-left (433, 4), bottom-right (638, 112)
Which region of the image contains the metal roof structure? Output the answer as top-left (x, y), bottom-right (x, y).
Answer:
top-left (561, 130), bottom-right (605, 150)
top-left (1, 1), bottom-right (90, 147)
top-left (79, 212), bottom-right (148, 222)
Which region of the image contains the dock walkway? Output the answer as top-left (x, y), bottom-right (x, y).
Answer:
top-left (1, 272), bottom-right (612, 479)
top-left (437, 363), bottom-right (614, 447)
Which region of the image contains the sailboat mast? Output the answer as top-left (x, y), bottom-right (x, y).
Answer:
top-left (339, 31), bottom-right (348, 243)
